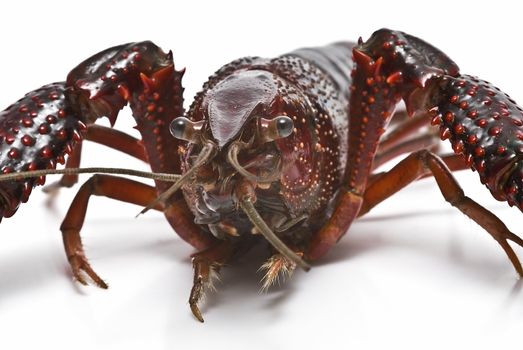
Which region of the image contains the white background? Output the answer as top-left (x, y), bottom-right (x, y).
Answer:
top-left (1, 1), bottom-right (522, 349)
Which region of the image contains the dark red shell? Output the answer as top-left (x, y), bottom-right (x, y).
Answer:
top-left (0, 83), bottom-right (85, 218)
top-left (182, 43), bottom-right (354, 229)
top-left (431, 75), bottom-right (523, 208)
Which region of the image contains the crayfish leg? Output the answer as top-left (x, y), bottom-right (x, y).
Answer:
top-left (359, 149), bottom-right (523, 276)
top-left (61, 175), bottom-right (162, 288)
top-left (43, 124), bottom-right (149, 200)
top-left (189, 241), bottom-right (239, 322)
top-left (259, 252), bottom-right (302, 292)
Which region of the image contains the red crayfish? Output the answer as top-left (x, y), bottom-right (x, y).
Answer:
top-left (1, 28), bottom-right (522, 322)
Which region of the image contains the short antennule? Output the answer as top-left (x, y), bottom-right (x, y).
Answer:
top-left (138, 140), bottom-right (217, 216)
top-left (227, 142), bottom-right (281, 183)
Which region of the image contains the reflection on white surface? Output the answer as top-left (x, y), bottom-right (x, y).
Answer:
top-left (1, 170), bottom-right (522, 350)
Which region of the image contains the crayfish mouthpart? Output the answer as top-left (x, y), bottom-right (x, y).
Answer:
top-left (226, 142), bottom-right (281, 184)
top-left (239, 196), bottom-right (311, 271)
top-left (137, 141), bottom-right (217, 216)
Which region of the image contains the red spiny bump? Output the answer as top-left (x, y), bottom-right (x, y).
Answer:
top-left (431, 115), bottom-right (441, 125)
top-left (77, 120), bottom-right (87, 133)
top-left (21, 135), bottom-right (35, 146)
top-left (366, 77), bottom-right (374, 86)
top-left (8, 148), bottom-right (20, 159)
top-left (444, 111), bottom-right (454, 123)
top-left (117, 84), bottom-right (131, 101)
top-left (27, 162), bottom-right (37, 171)
top-left (367, 96), bottom-right (375, 104)
top-left (457, 80), bottom-right (466, 88)
top-left (382, 41), bottom-right (392, 49)
top-left (56, 128), bottom-right (67, 140)
top-left (30, 111), bottom-right (37, 118)
top-left (48, 159), bottom-right (56, 169)
top-left (46, 115), bottom-right (57, 124)
top-left (36, 176), bottom-right (46, 186)
top-left (513, 118), bottom-right (523, 126)
top-left (147, 103), bottom-right (156, 112)
top-left (459, 101), bottom-right (468, 110)
top-left (38, 123), bottom-right (50, 134)
top-left (474, 146), bottom-right (485, 157)
top-left (2, 166), bottom-right (13, 174)
top-left (152, 92), bottom-right (161, 101)
top-left (467, 90), bottom-right (476, 96)
top-left (450, 95), bottom-right (459, 104)
top-left (497, 145), bottom-right (506, 155)
top-left (441, 127), bottom-right (451, 140)
top-left (41, 146), bottom-right (53, 158)
top-left (57, 109), bottom-right (66, 118)
top-left (57, 155), bottom-right (65, 165)
top-left (453, 140), bottom-right (464, 153)
top-left (72, 130), bottom-right (82, 141)
top-left (477, 160), bottom-right (486, 173)
top-left (21, 182), bottom-right (32, 202)
top-left (467, 134), bottom-right (477, 144)
top-left (508, 184), bottom-right (518, 194)
top-left (65, 144), bottom-right (74, 155)
top-left (5, 134), bottom-right (15, 144)
top-left (453, 124), bottom-right (465, 134)
top-left (21, 118), bottom-right (33, 127)
top-left (488, 126), bottom-right (501, 136)
top-left (18, 105), bottom-right (28, 113)
top-left (476, 119), bottom-right (487, 128)
top-left (386, 71), bottom-right (402, 85)
top-left (467, 110), bottom-right (478, 119)
top-left (49, 92), bottom-right (59, 100)
top-left (483, 99), bottom-right (492, 106)
top-left (465, 154), bottom-right (473, 166)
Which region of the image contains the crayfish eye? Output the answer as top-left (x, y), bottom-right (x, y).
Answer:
top-left (259, 115), bottom-right (294, 142)
top-left (275, 116), bottom-right (294, 138)
top-left (170, 117), bottom-right (205, 143)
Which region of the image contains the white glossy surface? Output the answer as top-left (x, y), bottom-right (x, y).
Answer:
top-left (0, 1), bottom-right (522, 349)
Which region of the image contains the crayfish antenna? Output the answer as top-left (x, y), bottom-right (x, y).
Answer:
top-left (136, 141), bottom-right (217, 217)
top-left (239, 196), bottom-right (310, 272)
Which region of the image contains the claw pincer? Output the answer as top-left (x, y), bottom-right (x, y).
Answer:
top-left (0, 83), bottom-right (85, 218)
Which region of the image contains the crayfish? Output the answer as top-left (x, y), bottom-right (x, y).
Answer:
top-left (1, 29), bottom-right (522, 322)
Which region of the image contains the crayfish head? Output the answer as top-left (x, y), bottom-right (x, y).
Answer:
top-left (168, 68), bottom-right (312, 269)
top-left (173, 69), bottom-right (308, 221)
